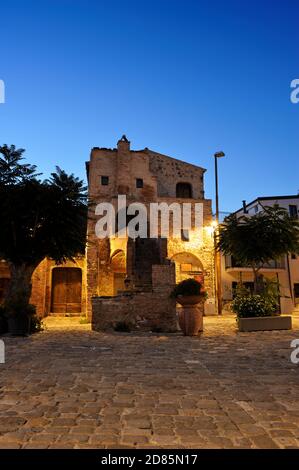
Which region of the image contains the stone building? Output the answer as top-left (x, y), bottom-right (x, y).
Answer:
top-left (87, 136), bottom-right (215, 328)
top-left (0, 136), bottom-right (215, 324)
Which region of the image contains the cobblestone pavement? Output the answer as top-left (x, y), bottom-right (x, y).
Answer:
top-left (0, 314), bottom-right (299, 449)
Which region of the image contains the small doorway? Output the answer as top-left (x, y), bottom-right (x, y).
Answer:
top-left (294, 283), bottom-right (299, 305)
top-left (51, 268), bottom-right (82, 313)
top-left (110, 250), bottom-right (126, 296)
top-left (171, 252), bottom-right (204, 284)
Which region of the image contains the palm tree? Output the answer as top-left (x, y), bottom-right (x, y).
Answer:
top-left (0, 145), bottom-right (87, 318)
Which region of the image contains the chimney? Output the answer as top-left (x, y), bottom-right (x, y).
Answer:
top-left (242, 200), bottom-right (248, 214)
top-left (117, 135), bottom-right (130, 153)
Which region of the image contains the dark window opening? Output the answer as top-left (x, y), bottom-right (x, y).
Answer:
top-left (101, 176), bottom-right (109, 186)
top-left (289, 205), bottom-right (298, 218)
top-left (291, 253), bottom-right (297, 260)
top-left (136, 178), bottom-right (143, 188)
top-left (176, 182), bottom-right (192, 198)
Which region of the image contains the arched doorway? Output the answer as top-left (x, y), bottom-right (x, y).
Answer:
top-left (51, 268), bottom-right (82, 313)
top-left (110, 249), bottom-right (126, 295)
top-left (171, 252), bottom-right (204, 284)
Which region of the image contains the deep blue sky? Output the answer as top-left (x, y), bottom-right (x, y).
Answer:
top-left (0, 0), bottom-right (298, 212)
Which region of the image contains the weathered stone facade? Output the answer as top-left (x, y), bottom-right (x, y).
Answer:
top-left (88, 136), bottom-right (215, 328)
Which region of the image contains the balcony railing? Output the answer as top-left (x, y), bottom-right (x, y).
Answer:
top-left (225, 255), bottom-right (286, 270)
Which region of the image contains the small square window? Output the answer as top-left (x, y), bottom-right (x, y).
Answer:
top-left (136, 178), bottom-right (143, 188)
top-left (291, 253), bottom-right (297, 260)
top-left (101, 176), bottom-right (109, 186)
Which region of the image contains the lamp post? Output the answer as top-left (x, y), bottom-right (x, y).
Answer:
top-left (214, 151), bottom-right (225, 315)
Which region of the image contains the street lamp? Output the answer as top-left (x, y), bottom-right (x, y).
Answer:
top-left (214, 151), bottom-right (225, 315)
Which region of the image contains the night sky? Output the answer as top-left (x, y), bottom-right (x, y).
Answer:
top-left (1, 0), bottom-right (298, 212)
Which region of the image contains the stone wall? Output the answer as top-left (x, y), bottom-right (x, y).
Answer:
top-left (92, 263), bottom-right (177, 332)
top-left (148, 149), bottom-right (205, 199)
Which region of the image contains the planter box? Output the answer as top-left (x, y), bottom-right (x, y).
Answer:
top-left (238, 315), bottom-right (292, 332)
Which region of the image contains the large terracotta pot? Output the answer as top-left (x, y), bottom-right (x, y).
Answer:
top-left (177, 296), bottom-right (205, 336)
top-left (176, 295), bottom-right (204, 306)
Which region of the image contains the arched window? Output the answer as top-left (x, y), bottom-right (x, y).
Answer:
top-left (176, 182), bottom-right (192, 198)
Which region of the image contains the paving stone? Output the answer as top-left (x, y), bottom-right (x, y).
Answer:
top-left (0, 314), bottom-right (298, 449)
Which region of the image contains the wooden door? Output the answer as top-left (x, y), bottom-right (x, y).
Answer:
top-left (51, 268), bottom-right (82, 313)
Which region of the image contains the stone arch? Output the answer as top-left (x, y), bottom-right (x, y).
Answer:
top-left (171, 252), bottom-right (204, 284)
top-left (110, 249), bottom-right (126, 273)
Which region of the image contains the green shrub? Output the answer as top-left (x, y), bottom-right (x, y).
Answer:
top-left (171, 278), bottom-right (207, 299)
top-left (30, 315), bottom-right (44, 333)
top-left (232, 294), bottom-right (277, 318)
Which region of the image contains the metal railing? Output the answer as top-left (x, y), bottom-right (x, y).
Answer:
top-left (225, 255), bottom-right (286, 270)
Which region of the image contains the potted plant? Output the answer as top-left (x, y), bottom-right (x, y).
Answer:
top-left (5, 300), bottom-right (35, 336)
top-left (232, 285), bottom-right (292, 332)
top-left (171, 278), bottom-right (207, 336)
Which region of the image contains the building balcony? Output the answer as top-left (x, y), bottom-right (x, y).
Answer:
top-left (225, 255), bottom-right (286, 272)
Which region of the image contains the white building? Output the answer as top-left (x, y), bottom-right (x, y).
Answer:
top-left (221, 195), bottom-right (299, 315)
